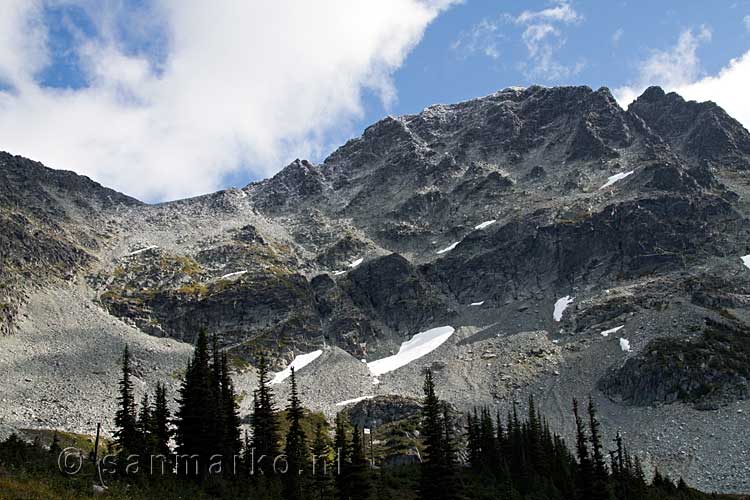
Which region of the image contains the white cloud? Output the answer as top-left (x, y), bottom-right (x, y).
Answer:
top-left (0, 0), bottom-right (457, 201)
top-left (614, 26), bottom-right (711, 104)
top-left (673, 52), bottom-right (750, 130)
top-left (512, 1), bottom-right (584, 81)
top-left (451, 1), bottom-right (583, 80)
top-left (452, 18), bottom-right (502, 60)
top-left (516, 2), bottom-right (582, 24)
top-left (613, 26), bottom-right (750, 131)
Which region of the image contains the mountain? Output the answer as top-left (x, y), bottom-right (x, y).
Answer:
top-left (1, 85), bottom-right (750, 492)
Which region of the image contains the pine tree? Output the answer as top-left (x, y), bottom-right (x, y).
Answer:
top-left (311, 422), bottom-right (333, 500)
top-left (587, 397), bottom-right (609, 500)
top-left (114, 345), bottom-right (138, 456)
top-left (466, 410), bottom-right (481, 468)
top-left (210, 334), bottom-right (225, 458)
top-left (220, 353), bottom-right (241, 461)
top-left (437, 403), bottom-right (463, 500)
top-left (347, 426), bottom-right (372, 500)
top-left (251, 352), bottom-right (281, 475)
top-left (152, 383), bottom-right (171, 458)
top-left (573, 398), bottom-right (594, 500)
top-left (136, 393), bottom-right (153, 456)
top-left (420, 370), bottom-right (445, 500)
top-left (174, 330), bottom-right (218, 477)
top-left (478, 408), bottom-right (498, 471)
top-left (334, 412), bottom-right (351, 500)
top-left (527, 394), bottom-right (547, 477)
top-left (283, 367), bottom-right (309, 500)
top-left (419, 370), bottom-right (462, 500)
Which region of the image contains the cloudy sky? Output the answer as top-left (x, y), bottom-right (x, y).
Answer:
top-left (1, 0), bottom-right (749, 202)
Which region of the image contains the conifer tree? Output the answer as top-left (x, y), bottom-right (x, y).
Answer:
top-left (419, 370), bottom-right (462, 500)
top-left (438, 403), bottom-right (463, 500)
top-left (210, 335), bottom-right (225, 457)
top-left (136, 393), bottom-right (153, 456)
top-left (219, 353), bottom-right (241, 461)
top-left (587, 397), bottom-right (609, 500)
top-left (466, 410), bottom-right (480, 468)
top-left (527, 394), bottom-right (547, 477)
top-left (420, 370), bottom-right (445, 500)
top-left (174, 330), bottom-right (217, 477)
top-left (479, 408), bottom-right (498, 471)
top-left (152, 383), bottom-right (171, 457)
top-left (114, 345), bottom-right (138, 456)
top-left (251, 352), bottom-right (281, 475)
top-left (283, 367), bottom-right (309, 500)
top-left (347, 425), bottom-right (372, 500)
top-left (573, 398), bottom-right (594, 500)
top-left (334, 412), bottom-right (351, 500)
top-left (311, 422), bottom-right (333, 500)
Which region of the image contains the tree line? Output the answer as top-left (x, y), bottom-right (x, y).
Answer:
top-left (0, 329), bottom-right (737, 499)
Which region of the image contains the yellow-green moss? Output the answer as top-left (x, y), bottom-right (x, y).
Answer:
top-left (175, 282), bottom-right (209, 297)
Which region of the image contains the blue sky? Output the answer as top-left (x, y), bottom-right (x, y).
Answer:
top-left (1, 1), bottom-right (749, 201)
top-left (363, 0), bottom-right (750, 122)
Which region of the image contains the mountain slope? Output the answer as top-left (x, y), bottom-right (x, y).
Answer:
top-left (1, 85), bottom-right (750, 492)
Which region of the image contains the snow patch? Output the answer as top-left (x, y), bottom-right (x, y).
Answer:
top-left (436, 242), bottom-right (459, 255)
top-left (367, 326), bottom-right (455, 377)
top-left (470, 301), bottom-right (485, 306)
top-left (474, 220), bottom-right (496, 230)
top-left (553, 296), bottom-right (574, 322)
top-left (619, 338), bottom-right (631, 352)
top-left (333, 270), bottom-right (346, 276)
top-left (348, 257), bottom-right (363, 268)
top-left (125, 245), bottom-right (158, 257)
top-left (271, 350), bottom-right (323, 384)
top-left (741, 255), bottom-right (750, 270)
top-left (218, 271), bottom-right (247, 280)
top-left (600, 325), bottom-right (624, 337)
top-left (599, 170), bottom-right (634, 190)
top-left (335, 395), bottom-right (374, 407)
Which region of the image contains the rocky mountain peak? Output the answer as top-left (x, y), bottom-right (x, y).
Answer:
top-left (629, 86), bottom-right (750, 168)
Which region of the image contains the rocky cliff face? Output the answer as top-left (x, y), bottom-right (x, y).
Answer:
top-left (2, 85), bottom-right (750, 491)
top-left (0, 152), bottom-right (140, 334)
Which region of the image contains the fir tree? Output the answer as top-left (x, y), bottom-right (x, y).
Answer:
top-left (174, 330), bottom-right (217, 477)
top-left (347, 426), bottom-right (372, 500)
top-left (152, 383), bottom-right (171, 458)
top-left (114, 345), bottom-right (138, 456)
top-left (218, 353), bottom-right (241, 463)
top-left (210, 334), bottom-right (225, 457)
top-left (283, 367), bottom-right (309, 500)
top-left (419, 370), bottom-right (462, 500)
top-left (311, 422), bottom-right (333, 500)
top-left (438, 403), bottom-right (463, 500)
top-left (136, 393), bottom-right (153, 456)
top-left (334, 412), bottom-right (351, 500)
top-left (573, 398), bottom-right (594, 500)
top-left (478, 408), bottom-right (498, 471)
top-left (587, 397), bottom-right (609, 500)
top-left (466, 410), bottom-right (481, 468)
top-left (251, 352), bottom-right (281, 475)
top-left (420, 370), bottom-right (445, 500)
